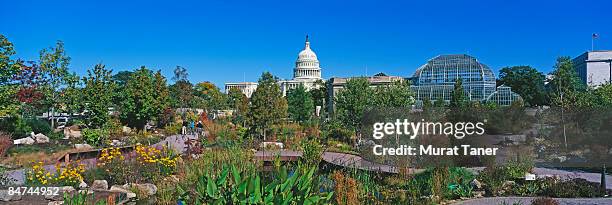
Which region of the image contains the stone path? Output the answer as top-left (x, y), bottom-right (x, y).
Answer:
top-left (452, 197), bottom-right (612, 205)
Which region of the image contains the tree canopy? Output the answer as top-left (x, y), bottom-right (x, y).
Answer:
top-left (499, 66), bottom-right (547, 106)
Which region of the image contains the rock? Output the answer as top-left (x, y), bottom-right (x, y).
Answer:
top-left (48, 201), bottom-right (64, 205)
top-left (469, 179), bottom-right (482, 189)
top-left (13, 137), bottom-right (35, 145)
top-left (110, 185), bottom-right (136, 199)
top-left (125, 183), bottom-right (157, 197)
top-left (111, 140), bottom-right (124, 147)
top-left (45, 186), bottom-right (75, 201)
top-left (122, 126), bottom-right (132, 134)
top-left (0, 190), bottom-right (22, 201)
top-left (91, 180), bottom-right (108, 190)
top-left (74, 144), bottom-right (93, 150)
top-left (63, 128), bottom-right (82, 139)
top-left (78, 180), bottom-right (88, 189)
top-left (33, 133), bottom-right (49, 143)
top-left (61, 186), bottom-right (76, 193)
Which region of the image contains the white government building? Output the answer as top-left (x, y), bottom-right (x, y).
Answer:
top-left (225, 35), bottom-right (323, 97)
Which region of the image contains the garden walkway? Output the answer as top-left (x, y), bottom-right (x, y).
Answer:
top-left (5, 134), bottom-right (612, 190)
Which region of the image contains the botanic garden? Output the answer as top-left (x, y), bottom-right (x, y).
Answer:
top-left (1, 34), bottom-right (612, 205)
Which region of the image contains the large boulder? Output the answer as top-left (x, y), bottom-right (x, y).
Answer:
top-left (0, 190), bottom-right (22, 201)
top-left (63, 128), bottom-right (82, 139)
top-left (125, 183), bottom-right (157, 197)
top-left (32, 133), bottom-right (49, 144)
top-left (74, 144), bottom-right (93, 150)
top-left (13, 137), bottom-right (35, 145)
top-left (91, 180), bottom-right (108, 190)
top-left (110, 185), bottom-right (136, 199)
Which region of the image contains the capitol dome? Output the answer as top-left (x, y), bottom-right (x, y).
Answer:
top-left (294, 35), bottom-right (322, 80)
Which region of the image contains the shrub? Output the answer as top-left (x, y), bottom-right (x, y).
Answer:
top-left (82, 128), bottom-right (108, 146)
top-left (301, 138), bottom-right (323, 168)
top-left (531, 197), bottom-right (559, 205)
top-left (0, 117), bottom-right (32, 138)
top-left (323, 120), bottom-right (355, 143)
top-left (544, 178), bottom-right (601, 198)
top-left (332, 170), bottom-right (359, 205)
top-left (26, 118), bottom-right (52, 135)
top-left (25, 161), bottom-right (85, 187)
top-left (0, 132), bottom-right (12, 157)
top-left (177, 165), bottom-right (333, 204)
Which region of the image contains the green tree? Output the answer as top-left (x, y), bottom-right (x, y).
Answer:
top-left (121, 66), bottom-right (157, 130)
top-left (334, 78), bottom-right (372, 131)
top-left (548, 57), bottom-right (585, 109)
top-left (170, 66), bottom-right (193, 108)
top-left (194, 81), bottom-right (228, 111)
top-left (287, 84), bottom-right (314, 123)
top-left (153, 70), bottom-right (170, 122)
top-left (39, 40), bottom-right (71, 127)
top-left (112, 71), bottom-right (133, 87)
top-left (82, 64), bottom-right (116, 128)
top-left (449, 78), bottom-right (468, 109)
top-left (247, 72), bottom-right (288, 140)
top-left (62, 72), bottom-right (82, 115)
top-left (372, 80), bottom-right (415, 107)
top-left (499, 66), bottom-right (547, 106)
top-left (227, 87), bottom-right (249, 125)
top-left (0, 34), bottom-right (19, 116)
top-left (309, 79), bottom-right (327, 117)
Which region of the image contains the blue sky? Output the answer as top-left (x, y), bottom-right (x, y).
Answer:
top-left (1, 0), bottom-right (611, 89)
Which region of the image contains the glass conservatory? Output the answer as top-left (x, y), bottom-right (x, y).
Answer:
top-left (410, 54), bottom-right (521, 106)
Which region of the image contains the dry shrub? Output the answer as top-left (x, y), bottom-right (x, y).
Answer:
top-left (332, 170), bottom-right (359, 205)
top-left (531, 197), bottom-right (560, 205)
top-left (0, 132), bottom-right (12, 157)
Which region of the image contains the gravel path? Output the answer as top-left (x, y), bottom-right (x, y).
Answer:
top-left (452, 197), bottom-right (612, 205)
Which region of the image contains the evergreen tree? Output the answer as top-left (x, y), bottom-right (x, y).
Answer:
top-left (153, 70), bottom-right (170, 122)
top-left (247, 72), bottom-right (288, 139)
top-left (449, 78), bottom-right (467, 108)
top-left (287, 84), bottom-right (314, 123)
top-left (82, 64), bottom-right (116, 128)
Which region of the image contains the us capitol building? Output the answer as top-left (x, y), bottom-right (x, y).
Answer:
top-left (225, 35), bottom-right (323, 97)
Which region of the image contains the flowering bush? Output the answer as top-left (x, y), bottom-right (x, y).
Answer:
top-left (26, 161), bottom-right (85, 187)
top-left (135, 145), bottom-right (178, 176)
